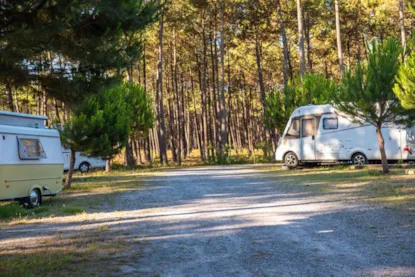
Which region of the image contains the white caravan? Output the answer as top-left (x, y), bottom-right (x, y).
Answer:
top-left (275, 104), bottom-right (415, 168)
top-left (0, 111), bottom-right (64, 207)
top-left (62, 149), bottom-right (106, 173)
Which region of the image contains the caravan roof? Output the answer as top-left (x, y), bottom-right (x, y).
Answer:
top-left (0, 111), bottom-right (47, 129)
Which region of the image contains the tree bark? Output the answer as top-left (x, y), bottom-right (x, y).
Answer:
top-left (304, 12), bottom-right (313, 72)
top-left (105, 159), bottom-right (111, 173)
top-left (255, 40), bottom-right (266, 114)
top-left (125, 71), bottom-right (136, 168)
top-left (277, 0), bottom-right (290, 86)
top-left (125, 137), bottom-right (136, 168)
top-left (210, 31), bottom-right (219, 151)
top-left (156, 7), bottom-right (168, 165)
top-left (174, 42), bottom-right (182, 165)
top-left (64, 149), bottom-right (76, 189)
top-left (218, 0), bottom-right (227, 161)
top-left (376, 125), bottom-right (389, 173)
top-left (296, 0), bottom-right (306, 79)
top-left (5, 82), bottom-right (15, 112)
top-left (191, 66), bottom-right (206, 161)
top-left (335, 0), bottom-right (344, 77)
top-left (145, 136), bottom-right (152, 163)
top-left (399, 0), bottom-right (406, 60)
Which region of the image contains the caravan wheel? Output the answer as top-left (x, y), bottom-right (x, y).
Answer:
top-left (285, 152), bottom-right (299, 169)
top-left (24, 189), bottom-right (41, 209)
top-left (352, 153), bottom-right (367, 166)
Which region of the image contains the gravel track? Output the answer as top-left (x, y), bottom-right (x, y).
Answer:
top-left (1, 164), bottom-right (414, 276)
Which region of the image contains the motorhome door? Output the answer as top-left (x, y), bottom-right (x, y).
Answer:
top-left (301, 117), bottom-right (316, 160)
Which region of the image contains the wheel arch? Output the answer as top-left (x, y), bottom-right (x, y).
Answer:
top-left (27, 185), bottom-right (42, 197)
top-left (350, 149), bottom-right (369, 160)
top-left (283, 150), bottom-right (299, 161)
top-left (79, 161), bottom-right (91, 167)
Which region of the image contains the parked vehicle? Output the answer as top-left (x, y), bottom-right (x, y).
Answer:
top-left (62, 149), bottom-right (106, 173)
top-left (275, 104), bottom-right (415, 168)
top-left (0, 111), bottom-right (64, 208)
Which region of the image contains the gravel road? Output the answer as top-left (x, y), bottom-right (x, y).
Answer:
top-left (1, 164), bottom-right (414, 276)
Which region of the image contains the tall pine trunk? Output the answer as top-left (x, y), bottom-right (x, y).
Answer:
top-left (6, 82), bottom-right (15, 112)
top-left (376, 125), bottom-right (389, 173)
top-left (218, 0), bottom-right (227, 161)
top-left (255, 40), bottom-right (266, 114)
top-left (277, 0), bottom-right (290, 86)
top-left (335, 0), bottom-right (344, 77)
top-left (399, 0), bottom-right (406, 60)
top-left (125, 72), bottom-right (136, 168)
top-left (105, 159), bottom-right (111, 173)
top-left (65, 149), bottom-right (76, 189)
top-left (156, 7), bottom-right (168, 165)
top-left (296, 0), bottom-right (306, 79)
top-left (125, 137), bottom-right (136, 168)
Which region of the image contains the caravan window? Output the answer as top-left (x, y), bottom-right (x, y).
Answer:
top-left (286, 119), bottom-right (300, 140)
top-left (17, 137), bottom-right (47, 160)
top-left (323, 118), bottom-right (338, 130)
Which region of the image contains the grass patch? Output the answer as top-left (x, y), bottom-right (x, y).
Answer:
top-left (0, 203), bottom-right (49, 220)
top-left (63, 205), bottom-right (86, 215)
top-left (0, 250), bottom-right (84, 277)
top-left (273, 167), bottom-right (415, 206)
top-left (0, 227), bottom-right (131, 276)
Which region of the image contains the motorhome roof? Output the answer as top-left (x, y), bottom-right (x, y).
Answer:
top-left (292, 104), bottom-right (335, 117)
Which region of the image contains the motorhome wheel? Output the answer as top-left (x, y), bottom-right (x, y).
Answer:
top-left (285, 152), bottom-right (299, 169)
top-left (352, 153), bottom-right (367, 166)
top-left (79, 162), bottom-right (90, 173)
top-left (24, 189), bottom-right (41, 209)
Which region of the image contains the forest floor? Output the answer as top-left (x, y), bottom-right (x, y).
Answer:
top-left (0, 164), bottom-right (414, 276)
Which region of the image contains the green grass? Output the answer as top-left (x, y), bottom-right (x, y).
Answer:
top-left (0, 203), bottom-right (49, 220)
top-left (63, 206), bottom-right (86, 215)
top-left (272, 166), bottom-right (414, 205)
top-left (0, 250), bottom-right (85, 277)
top-left (0, 226), bottom-right (131, 276)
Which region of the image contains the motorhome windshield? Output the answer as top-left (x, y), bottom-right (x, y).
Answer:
top-left (285, 119), bottom-right (300, 140)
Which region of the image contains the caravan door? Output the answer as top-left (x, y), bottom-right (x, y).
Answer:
top-left (301, 117), bottom-right (316, 160)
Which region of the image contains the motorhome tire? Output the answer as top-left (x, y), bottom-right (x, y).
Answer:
top-left (79, 162), bottom-right (90, 173)
top-left (285, 152), bottom-right (299, 169)
top-left (24, 189), bottom-right (41, 209)
top-left (352, 153), bottom-right (367, 166)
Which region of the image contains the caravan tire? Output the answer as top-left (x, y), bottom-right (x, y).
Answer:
top-left (352, 153), bottom-right (367, 166)
top-left (284, 152), bottom-right (299, 169)
top-left (24, 189), bottom-right (41, 209)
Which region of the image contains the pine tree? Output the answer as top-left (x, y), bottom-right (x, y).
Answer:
top-left (394, 45), bottom-right (415, 109)
top-left (60, 88), bottom-right (130, 188)
top-left (335, 38), bottom-right (415, 173)
top-left (0, 0), bottom-right (160, 104)
top-left (120, 82), bottom-right (155, 168)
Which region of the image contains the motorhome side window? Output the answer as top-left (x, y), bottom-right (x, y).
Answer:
top-left (17, 137), bottom-right (47, 160)
top-left (323, 118), bottom-right (338, 130)
top-left (286, 119), bottom-right (300, 140)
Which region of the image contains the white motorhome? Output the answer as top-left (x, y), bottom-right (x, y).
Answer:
top-left (0, 111), bottom-right (64, 207)
top-left (62, 149), bottom-right (106, 173)
top-left (275, 104), bottom-right (415, 168)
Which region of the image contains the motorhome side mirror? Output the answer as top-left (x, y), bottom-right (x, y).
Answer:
top-left (312, 135), bottom-right (315, 140)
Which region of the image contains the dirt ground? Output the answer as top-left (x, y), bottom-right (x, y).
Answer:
top-left (1, 164), bottom-right (414, 276)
